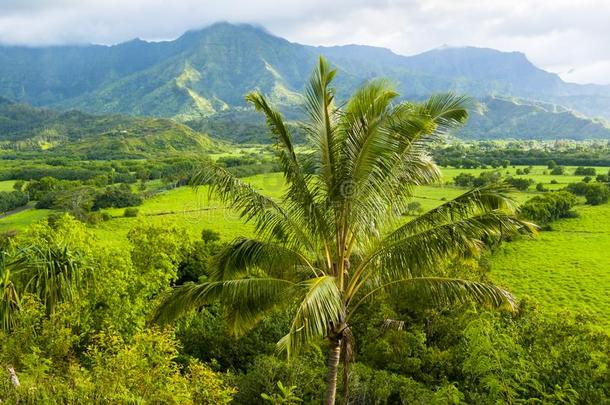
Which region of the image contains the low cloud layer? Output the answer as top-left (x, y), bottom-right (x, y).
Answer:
top-left (0, 0), bottom-right (608, 84)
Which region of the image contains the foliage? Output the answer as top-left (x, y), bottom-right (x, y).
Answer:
top-left (551, 166), bottom-right (566, 175)
top-left (575, 167), bottom-right (596, 176)
top-left (505, 177), bottom-right (534, 191)
top-left (0, 190), bottom-right (28, 213)
top-left (566, 182), bottom-right (610, 205)
top-left (93, 184), bottom-right (143, 210)
top-left (123, 207), bottom-right (139, 217)
top-left (261, 381), bottom-right (303, 404)
top-left (519, 191), bottom-right (577, 224)
top-left (584, 183), bottom-right (610, 205)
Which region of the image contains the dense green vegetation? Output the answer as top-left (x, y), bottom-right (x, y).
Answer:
top-left (0, 98), bottom-right (216, 158)
top-left (434, 140), bottom-right (610, 167)
top-left (2, 160), bottom-right (610, 402)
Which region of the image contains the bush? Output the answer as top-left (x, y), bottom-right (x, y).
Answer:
top-left (575, 167), bottom-right (596, 176)
top-left (536, 183), bottom-right (546, 192)
top-left (123, 208), bottom-right (139, 217)
top-left (93, 185), bottom-right (143, 210)
top-left (585, 183), bottom-right (610, 205)
top-left (453, 173), bottom-right (476, 187)
top-left (0, 190), bottom-right (29, 213)
top-left (566, 182), bottom-right (610, 205)
top-left (403, 201), bottom-right (423, 216)
top-left (566, 182), bottom-right (589, 196)
top-left (201, 228), bottom-right (221, 243)
top-left (551, 166), bottom-right (565, 175)
top-left (520, 191), bottom-right (577, 224)
top-left (506, 177), bottom-right (534, 191)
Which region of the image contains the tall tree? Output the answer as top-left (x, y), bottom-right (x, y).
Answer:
top-left (155, 57), bottom-right (534, 404)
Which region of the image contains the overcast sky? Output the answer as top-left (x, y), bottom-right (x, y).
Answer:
top-left (0, 0), bottom-right (609, 85)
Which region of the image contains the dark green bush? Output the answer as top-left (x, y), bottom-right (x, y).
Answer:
top-left (93, 185), bottom-right (142, 210)
top-left (520, 191), bottom-right (577, 224)
top-left (123, 207), bottom-right (139, 217)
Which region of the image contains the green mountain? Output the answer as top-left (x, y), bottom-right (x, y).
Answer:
top-left (0, 98), bottom-right (215, 158)
top-left (461, 96), bottom-right (610, 140)
top-left (0, 22), bottom-right (609, 140)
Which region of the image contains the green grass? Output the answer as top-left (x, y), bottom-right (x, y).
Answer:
top-left (0, 180), bottom-right (15, 191)
top-left (0, 206), bottom-right (50, 233)
top-left (490, 202), bottom-right (610, 326)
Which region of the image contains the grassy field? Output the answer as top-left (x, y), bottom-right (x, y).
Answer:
top-left (1, 165), bottom-right (609, 324)
top-left (0, 180), bottom-right (16, 191)
top-left (0, 205), bottom-right (50, 232)
top-left (490, 202), bottom-right (610, 326)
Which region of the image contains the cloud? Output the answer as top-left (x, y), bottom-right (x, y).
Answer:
top-left (0, 0), bottom-right (608, 84)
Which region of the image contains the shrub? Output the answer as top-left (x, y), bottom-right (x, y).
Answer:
top-left (551, 166), bottom-right (565, 175)
top-left (454, 173), bottom-right (476, 187)
top-left (585, 183), bottom-right (609, 205)
top-left (596, 174), bottom-right (609, 183)
top-left (0, 190), bottom-right (29, 213)
top-left (575, 167), bottom-right (596, 176)
top-left (124, 208), bottom-right (139, 217)
top-left (567, 182), bottom-right (610, 205)
top-left (566, 182), bottom-right (589, 196)
top-left (93, 185), bottom-right (142, 210)
top-left (520, 191), bottom-right (577, 224)
top-left (536, 183), bottom-right (546, 192)
top-left (201, 228), bottom-right (221, 243)
top-left (403, 201), bottom-right (423, 216)
top-left (506, 177), bottom-right (534, 191)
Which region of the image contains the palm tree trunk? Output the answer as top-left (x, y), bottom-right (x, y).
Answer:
top-left (342, 360), bottom-right (350, 405)
top-left (324, 337), bottom-right (342, 405)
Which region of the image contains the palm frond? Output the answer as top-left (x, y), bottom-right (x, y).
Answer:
top-left (0, 267), bottom-right (20, 331)
top-left (302, 57), bottom-right (339, 199)
top-left (376, 212), bottom-right (533, 276)
top-left (417, 93), bottom-right (472, 136)
top-left (154, 278), bottom-right (295, 334)
top-left (211, 237), bottom-right (319, 281)
top-left (387, 183), bottom-right (522, 240)
top-left (278, 276), bottom-right (343, 357)
top-left (346, 212), bottom-right (534, 301)
top-left (350, 277), bottom-right (516, 320)
top-left (190, 160), bottom-right (314, 249)
top-left (15, 244), bottom-right (83, 315)
top-left (246, 92), bottom-right (329, 241)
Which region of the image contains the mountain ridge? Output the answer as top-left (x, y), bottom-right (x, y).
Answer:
top-left (0, 22), bottom-right (609, 141)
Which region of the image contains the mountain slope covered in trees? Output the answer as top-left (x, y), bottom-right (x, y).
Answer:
top-left (0, 98), bottom-right (215, 158)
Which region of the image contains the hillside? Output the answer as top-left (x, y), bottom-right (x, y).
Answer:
top-left (0, 98), bottom-right (216, 158)
top-left (460, 96), bottom-right (610, 140)
top-left (0, 23), bottom-right (609, 123)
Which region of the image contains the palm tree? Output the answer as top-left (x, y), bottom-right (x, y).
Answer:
top-left (0, 252), bottom-right (20, 331)
top-left (17, 243), bottom-right (83, 316)
top-left (155, 57), bottom-right (534, 404)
